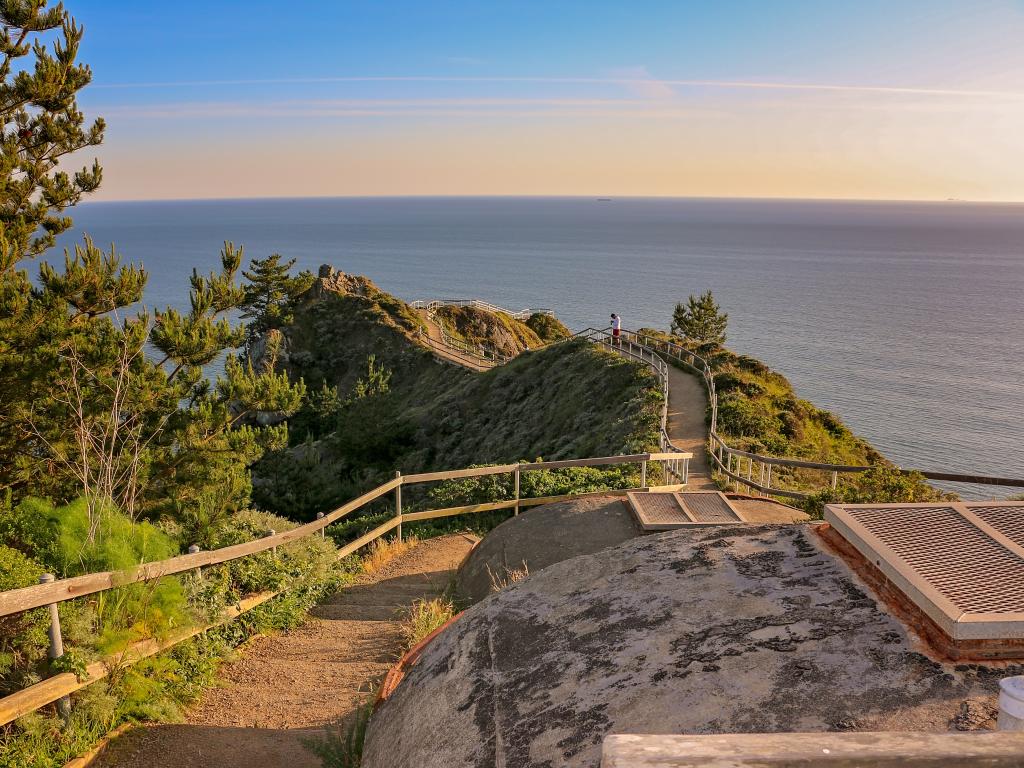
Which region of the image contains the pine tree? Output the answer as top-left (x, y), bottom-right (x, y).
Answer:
top-left (671, 290), bottom-right (728, 350)
top-left (0, 3), bottom-right (306, 537)
top-left (240, 253), bottom-right (313, 343)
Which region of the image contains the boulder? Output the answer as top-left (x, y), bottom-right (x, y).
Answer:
top-left (456, 497), bottom-right (641, 604)
top-left (363, 525), bottom-right (1017, 768)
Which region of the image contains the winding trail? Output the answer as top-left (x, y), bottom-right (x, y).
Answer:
top-left (664, 364), bottom-right (716, 489)
top-left (417, 311), bottom-right (492, 372)
top-left (93, 535), bottom-right (476, 768)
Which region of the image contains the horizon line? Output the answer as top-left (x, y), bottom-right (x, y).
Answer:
top-left (81, 193), bottom-right (1024, 206)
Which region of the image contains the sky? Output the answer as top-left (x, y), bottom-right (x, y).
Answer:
top-left (66, 1), bottom-right (1024, 202)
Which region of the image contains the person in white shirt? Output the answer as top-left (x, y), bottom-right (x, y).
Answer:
top-left (611, 313), bottom-right (622, 345)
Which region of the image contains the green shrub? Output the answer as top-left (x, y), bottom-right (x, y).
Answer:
top-left (801, 466), bottom-right (957, 519)
top-left (525, 312), bottom-right (572, 343)
top-left (0, 547), bottom-right (48, 693)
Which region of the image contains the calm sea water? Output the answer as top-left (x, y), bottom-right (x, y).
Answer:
top-left (55, 197), bottom-right (1024, 498)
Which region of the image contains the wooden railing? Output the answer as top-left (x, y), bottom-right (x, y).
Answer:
top-left (0, 451), bottom-right (690, 726)
top-left (410, 298), bottom-right (554, 321)
top-left (413, 311), bottom-right (1023, 499)
top-left (619, 329), bottom-right (1024, 499)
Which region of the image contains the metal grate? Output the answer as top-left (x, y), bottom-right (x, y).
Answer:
top-left (627, 491), bottom-right (744, 531)
top-left (825, 501), bottom-right (1024, 642)
top-left (680, 492), bottom-right (743, 524)
top-left (966, 505), bottom-right (1024, 551)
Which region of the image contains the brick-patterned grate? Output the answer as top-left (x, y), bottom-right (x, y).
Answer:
top-left (966, 505), bottom-right (1024, 551)
top-left (843, 506), bottom-right (1024, 614)
top-left (680, 492), bottom-right (743, 524)
top-left (635, 493), bottom-right (688, 525)
top-left (627, 491), bottom-right (744, 531)
top-left (825, 501), bottom-right (1024, 642)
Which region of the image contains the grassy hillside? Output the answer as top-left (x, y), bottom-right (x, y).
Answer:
top-left (639, 328), bottom-right (950, 512)
top-left (433, 305), bottom-right (554, 357)
top-left (253, 276), bottom-right (661, 521)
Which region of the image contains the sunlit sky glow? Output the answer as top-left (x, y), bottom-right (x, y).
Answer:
top-left (74, 1), bottom-right (1024, 202)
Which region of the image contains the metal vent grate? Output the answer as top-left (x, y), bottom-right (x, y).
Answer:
top-left (680, 492), bottom-right (743, 524)
top-left (627, 491), bottom-right (744, 531)
top-left (966, 505), bottom-right (1024, 551)
top-left (825, 501), bottom-right (1024, 642)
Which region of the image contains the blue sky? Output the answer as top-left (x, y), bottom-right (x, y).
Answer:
top-left (64, 1), bottom-right (1024, 200)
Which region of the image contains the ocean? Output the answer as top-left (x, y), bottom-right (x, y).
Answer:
top-left (55, 196), bottom-right (1024, 498)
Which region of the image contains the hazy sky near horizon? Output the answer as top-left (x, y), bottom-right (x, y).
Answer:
top-left (73, 1), bottom-right (1024, 202)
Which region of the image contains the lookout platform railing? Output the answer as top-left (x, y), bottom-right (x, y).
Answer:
top-left (410, 298), bottom-right (555, 321)
top-left (409, 303), bottom-right (1024, 499)
top-left (617, 329), bottom-right (1024, 500)
top-left (0, 450), bottom-right (690, 728)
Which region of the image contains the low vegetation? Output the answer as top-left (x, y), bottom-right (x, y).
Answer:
top-left (433, 304), bottom-right (542, 356)
top-left (255, 280), bottom-right (663, 523)
top-left (360, 536), bottom-right (419, 576)
top-left (400, 597), bottom-right (456, 649)
top-left (648, 289), bottom-right (954, 513)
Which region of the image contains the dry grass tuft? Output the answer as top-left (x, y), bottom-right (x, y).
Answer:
top-left (361, 535), bottom-right (419, 575)
top-left (400, 597), bottom-right (455, 649)
top-left (487, 561), bottom-right (530, 593)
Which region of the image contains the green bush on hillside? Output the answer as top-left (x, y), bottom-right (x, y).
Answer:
top-left (802, 466), bottom-right (956, 519)
top-left (525, 312), bottom-right (572, 343)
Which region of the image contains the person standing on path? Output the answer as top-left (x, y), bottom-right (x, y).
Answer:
top-left (611, 313), bottom-right (622, 345)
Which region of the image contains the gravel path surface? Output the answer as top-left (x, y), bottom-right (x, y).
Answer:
top-left (665, 364), bottom-right (715, 488)
top-left (92, 534), bottom-right (476, 768)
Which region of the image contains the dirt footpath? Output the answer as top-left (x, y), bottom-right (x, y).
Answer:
top-left (93, 534), bottom-right (476, 768)
top-left (665, 364), bottom-right (715, 488)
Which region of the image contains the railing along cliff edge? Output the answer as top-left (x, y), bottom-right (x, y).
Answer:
top-left (0, 450), bottom-right (690, 727)
top-left (406, 303), bottom-right (1023, 499)
top-left (616, 329), bottom-right (1024, 500)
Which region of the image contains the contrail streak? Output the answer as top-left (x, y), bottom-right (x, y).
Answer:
top-left (89, 75), bottom-right (1024, 100)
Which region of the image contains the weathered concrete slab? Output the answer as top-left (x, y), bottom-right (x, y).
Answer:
top-left (601, 732), bottom-right (1024, 767)
top-left (364, 526), bottom-right (1022, 768)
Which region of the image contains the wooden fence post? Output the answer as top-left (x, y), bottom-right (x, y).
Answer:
top-left (640, 459), bottom-right (648, 489)
top-left (395, 471), bottom-right (403, 541)
top-left (267, 530), bottom-right (277, 556)
top-left (832, 471), bottom-right (839, 489)
top-left (513, 465), bottom-right (521, 516)
top-left (39, 574), bottom-right (70, 717)
top-left (316, 511), bottom-right (325, 537)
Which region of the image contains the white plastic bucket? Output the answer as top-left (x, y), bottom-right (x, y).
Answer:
top-left (998, 676), bottom-right (1024, 731)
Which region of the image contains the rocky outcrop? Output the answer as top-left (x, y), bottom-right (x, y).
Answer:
top-left (303, 264), bottom-right (373, 301)
top-left (456, 497), bottom-right (641, 603)
top-left (363, 525), bottom-right (1018, 768)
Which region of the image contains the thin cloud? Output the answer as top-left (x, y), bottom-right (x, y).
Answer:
top-left (95, 97), bottom-right (724, 120)
top-left (89, 75), bottom-right (1024, 100)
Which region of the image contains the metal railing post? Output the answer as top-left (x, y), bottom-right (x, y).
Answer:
top-left (267, 529), bottom-right (277, 556)
top-left (513, 465), bottom-right (521, 515)
top-left (831, 471), bottom-right (839, 489)
top-left (395, 471), bottom-right (403, 541)
top-left (640, 459), bottom-right (648, 489)
top-left (316, 511), bottom-right (325, 537)
top-left (40, 574), bottom-right (70, 717)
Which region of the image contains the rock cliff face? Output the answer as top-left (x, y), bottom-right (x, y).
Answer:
top-left (363, 525), bottom-right (1017, 768)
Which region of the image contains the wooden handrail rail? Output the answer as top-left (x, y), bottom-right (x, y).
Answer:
top-left (621, 329), bottom-right (1024, 495)
top-left (0, 466), bottom-right (687, 724)
top-left (0, 454), bottom-right (693, 619)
